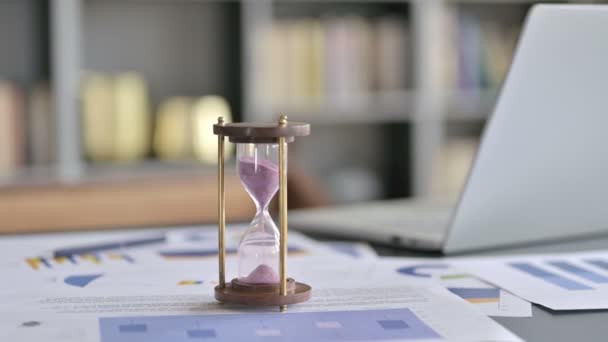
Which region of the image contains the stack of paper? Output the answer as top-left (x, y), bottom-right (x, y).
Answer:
top-left (0, 225), bottom-right (525, 342)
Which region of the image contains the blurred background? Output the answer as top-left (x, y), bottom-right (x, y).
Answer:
top-left (0, 0), bottom-right (573, 233)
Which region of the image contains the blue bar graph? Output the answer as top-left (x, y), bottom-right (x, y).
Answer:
top-left (447, 287), bottom-right (500, 303)
top-left (548, 261), bottom-right (608, 284)
top-left (510, 262), bottom-right (593, 290)
top-left (584, 259), bottom-right (608, 272)
top-left (99, 308), bottom-right (441, 342)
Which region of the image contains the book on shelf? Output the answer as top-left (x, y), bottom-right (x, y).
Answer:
top-left (0, 80), bottom-right (56, 175)
top-left (284, 18), bottom-right (324, 109)
top-left (457, 13), bottom-right (482, 90)
top-left (82, 73), bottom-right (116, 162)
top-left (256, 15), bottom-right (409, 114)
top-left (448, 8), bottom-right (521, 93)
top-left (374, 17), bottom-right (409, 92)
top-left (113, 72), bottom-right (151, 162)
top-left (154, 97), bottom-right (193, 161)
top-left (82, 71), bottom-right (234, 165)
top-left (28, 82), bottom-right (55, 166)
top-left (81, 72), bottom-right (151, 163)
top-left (0, 81), bottom-right (25, 176)
top-left (191, 95), bottom-right (234, 164)
top-left (153, 95), bottom-right (234, 164)
top-left (154, 95), bottom-right (234, 164)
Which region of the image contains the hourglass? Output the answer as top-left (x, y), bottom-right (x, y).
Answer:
top-left (213, 115), bottom-right (311, 310)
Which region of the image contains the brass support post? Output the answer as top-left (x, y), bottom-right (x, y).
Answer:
top-left (278, 115), bottom-right (288, 311)
top-left (217, 116), bottom-right (226, 289)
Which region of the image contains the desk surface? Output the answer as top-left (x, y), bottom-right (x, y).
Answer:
top-left (3, 226), bottom-right (607, 342)
top-left (373, 236), bottom-right (608, 342)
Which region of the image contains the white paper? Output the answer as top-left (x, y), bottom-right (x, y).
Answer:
top-left (0, 282), bottom-right (521, 342)
top-left (0, 226), bottom-right (521, 341)
top-left (360, 257), bottom-right (531, 317)
top-left (456, 250), bottom-right (608, 310)
top-left (0, 225), bottom-right (336, 276)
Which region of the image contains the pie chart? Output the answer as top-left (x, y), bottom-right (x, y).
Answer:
top-left (396, 264), bottom-right (448, 278)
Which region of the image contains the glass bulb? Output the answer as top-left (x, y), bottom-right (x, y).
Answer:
top-left (236, 143), bottom-right (285, 284)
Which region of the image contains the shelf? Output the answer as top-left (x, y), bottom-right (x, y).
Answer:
top-left (264, 90), bottom-right (415, 125)
top-left (263, 89), bottom-right (497, 124)
top-left (0, 160), bottom-right (221, 189)
top-left (2, 0), bottom-right (584, 203)
top-left (0, 167), bottom-right (254, 234)
top-left (0, 157), bottom-right (330, 233)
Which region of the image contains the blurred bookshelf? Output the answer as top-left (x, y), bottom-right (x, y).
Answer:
top-left (0, 0), bottom-right (601, 231)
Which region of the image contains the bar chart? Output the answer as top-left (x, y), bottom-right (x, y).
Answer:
top-left (99, 308), bottom-right (441, 342)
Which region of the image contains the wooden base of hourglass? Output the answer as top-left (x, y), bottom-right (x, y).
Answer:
top-left (215, 278), bottom-right (311, 306)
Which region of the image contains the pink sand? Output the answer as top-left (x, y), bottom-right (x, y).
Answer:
top-left (238, 157), bottom-right (279, 208)
top-left (243, 264), bottom-right (279, 284)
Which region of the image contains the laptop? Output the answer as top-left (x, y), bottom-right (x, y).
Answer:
top-left (289, 5), bottom-right (608, 254)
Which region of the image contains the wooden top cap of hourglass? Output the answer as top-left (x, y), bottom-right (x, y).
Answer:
top-left (213, 115), bottom-right (310, 143)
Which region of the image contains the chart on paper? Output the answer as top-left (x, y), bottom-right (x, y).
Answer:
top-left (458, 251), bottom-right (608, 310)
top-left (1, 284), bottom-right (521, 341)
top-left (25, 253), bottom-right (135, 271)
top-left (387, 261), bottom-right (531, 317)
top-left (99, 309), bottom-right (441, 342)
top-left (60, 273), bottom-right (207, 289)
